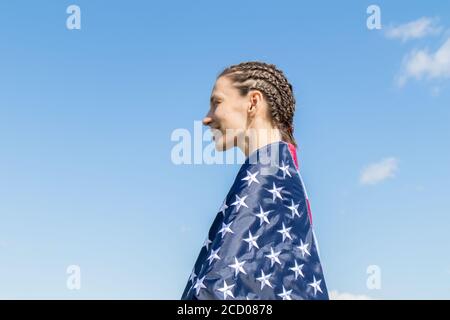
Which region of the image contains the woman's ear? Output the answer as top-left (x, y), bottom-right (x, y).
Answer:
top-left (248, 91), bottom-right (262, 116)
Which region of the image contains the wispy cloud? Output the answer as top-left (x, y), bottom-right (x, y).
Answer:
top-left (329, 290), bottom-right (373, 300)
top-left (360, 157), bottom-right (398, 185)
top-left (397, 38), bottom-right (450, 86)
top-left (385, 17), bottom-right (442, 42)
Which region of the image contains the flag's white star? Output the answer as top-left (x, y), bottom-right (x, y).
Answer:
top-left (265, 247), bottom-right (282, 267)
top-left (217, 280), bottom-right (235, 300)
top-left (231, 194), bottom-right (249, 212)
top-left (202, 238), bottom-right (212, 251)
top-left (308, 276), bottom-right (323, 295)
top-left (277, 285), bottom-right (293, 300)
top-left (241, 170), bottom-right (260, 186)
top-left (278, 161), bottom-right (292, 178)
top-left (255, 205), bottom-right (271, 226)
top-left (277, 222), bottom-right (293, 242)
top-left (289, 260), bottom-right (305, 280)
top-left (286, 199), bottom-right (300, 218)
top-left (297, 239), bottom-right (311, 258)
top-left (266, 182), bottom-right (284, 202)
top-left (219, 200), bottom-right (228, 216)
top-left (207, 247), bottom-right (221, 265)
top-left (243, 231), bottom-right (260, 251)
top-left (256, 270), bottom-right (273, 290)
top-left (218, 221), bottom-right (234, 238)
top-left (193, 276), bottom-right (206, 295)
top-left (228, 257), bottom-right (247, 277)
top-left (189, 270), bottom-right (196, 283)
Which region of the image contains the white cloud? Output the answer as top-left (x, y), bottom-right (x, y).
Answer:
top-left (397, 38), bottom-right (450, 86)
top-left (385, 17), bottom-right (442, 42)
top-left (329, 290), bottom-right (373, 300)
top-left (360, 157), bottom-right (398, 185)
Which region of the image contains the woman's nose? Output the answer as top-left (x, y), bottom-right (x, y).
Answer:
top-left (202, 116), bottom-right (212, 126)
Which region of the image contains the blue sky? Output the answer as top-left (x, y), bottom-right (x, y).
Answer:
top-left (0, 0), bottom-right (449, 299)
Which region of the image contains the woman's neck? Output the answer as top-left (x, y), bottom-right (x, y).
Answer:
top-left (240, 126), bottom-right (282, 157)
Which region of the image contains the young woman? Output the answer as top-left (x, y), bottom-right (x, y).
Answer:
top-left (181, 61), bottom-right (328, 300)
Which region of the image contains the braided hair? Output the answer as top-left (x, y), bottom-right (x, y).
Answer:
top-left (218, 61), bottom-right (297, 148)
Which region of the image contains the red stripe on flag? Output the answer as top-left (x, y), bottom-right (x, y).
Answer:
top-left (306, 198), bottom-right (313, 225)
top-left (287, 143), bottom-right (312, 224)
top-left (287, 143), bottom-right (299, 170)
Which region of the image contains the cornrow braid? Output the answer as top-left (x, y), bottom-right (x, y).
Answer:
top-left (218, 61), bottom-right (297, 148)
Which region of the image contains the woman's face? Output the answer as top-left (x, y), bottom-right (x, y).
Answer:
top-left (203, 76), bottom-right (249, 151)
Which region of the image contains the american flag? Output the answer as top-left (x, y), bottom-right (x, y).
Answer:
top-left (181, 141), bottom-right (329, 300)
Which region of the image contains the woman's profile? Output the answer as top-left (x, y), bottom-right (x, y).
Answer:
top-left (181, 61), bottom-right (328, 300)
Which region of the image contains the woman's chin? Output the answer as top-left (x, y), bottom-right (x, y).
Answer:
top-left (214, 138), bottom-right (234, 151)
top-left (214, 140), bottom-right (225, 151)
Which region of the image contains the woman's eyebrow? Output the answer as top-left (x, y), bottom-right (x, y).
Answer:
top-left (210, 94), bottom-right (220, 105)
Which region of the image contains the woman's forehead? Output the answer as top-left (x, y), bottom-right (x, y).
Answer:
top-left (211, 76), bottom-right (235, 97)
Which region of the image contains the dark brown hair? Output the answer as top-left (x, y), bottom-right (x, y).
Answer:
top-left (218, 61), bottom-right (297, 148)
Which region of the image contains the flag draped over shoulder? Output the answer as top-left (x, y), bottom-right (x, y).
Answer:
top-left (181, 141), bottom-right (329, 300)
